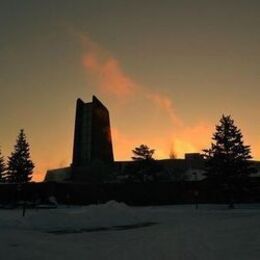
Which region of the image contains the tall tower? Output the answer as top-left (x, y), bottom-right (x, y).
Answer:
top-left (72, 96), bottom-right (114, 167)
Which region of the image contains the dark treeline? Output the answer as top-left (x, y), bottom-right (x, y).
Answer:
top-left (1, 181), bottom-right (260, 206)
top-left (0, 114), bottom-right (258, 208)
top-left (117, 115), bottom-right (257, 207)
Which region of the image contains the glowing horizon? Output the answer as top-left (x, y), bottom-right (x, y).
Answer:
top-left (1, 1), bottom-right (260, 182)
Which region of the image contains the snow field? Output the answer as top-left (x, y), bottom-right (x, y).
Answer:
top-left (1, 202), bottom-right (260, 260)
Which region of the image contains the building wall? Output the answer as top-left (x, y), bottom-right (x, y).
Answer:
top-left (72, 98), bottom-right (93, 166)
top-left (72, 96), bottom-right (114, 168)
top-left (91, 96), bottom-right (114, 163)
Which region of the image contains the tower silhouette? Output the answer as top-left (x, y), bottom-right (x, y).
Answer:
top-left (72, 96), bottom-right (114, 167)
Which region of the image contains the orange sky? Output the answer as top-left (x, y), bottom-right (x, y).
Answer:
top-left (1, 1), bottom-right (260, 182)
top-left (81, 34), bottom-right (214, 160)
top-left (32, 34), bottom-right (260, 181)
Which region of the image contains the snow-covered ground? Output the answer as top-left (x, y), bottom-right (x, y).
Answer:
top-left (1, 202), bottom-right (260, 260)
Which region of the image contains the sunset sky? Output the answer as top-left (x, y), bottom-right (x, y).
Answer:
top-left (1, 1), bottom-right (260, 181)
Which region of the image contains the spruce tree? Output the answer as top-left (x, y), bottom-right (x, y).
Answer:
top-left (131, 144), bottom-right (161, 182)
top-left (7, 129), bottom-right (34, 183)
top-left (0, 149), bottom-right (6, 182)
top-left (203, 115), bottom-right (254, 205)
top-left (132, 144), bottom-right (155, 161)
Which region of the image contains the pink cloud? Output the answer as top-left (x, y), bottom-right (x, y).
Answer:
top-left (80, 34), bottom-right (212, 159)
top-left (81, 35), bottom-right (137, 98)
top-left (146, 92), bottom-right (183, 127)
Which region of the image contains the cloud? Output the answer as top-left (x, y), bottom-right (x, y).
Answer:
top-left (145, 92), bottom-right (183, 127)
top-left (81, 35), bottom-right (137, 98)
top-left (81, 34), bottom-right (182, 122)
top-left (81, 33), bottom-right (212, 159)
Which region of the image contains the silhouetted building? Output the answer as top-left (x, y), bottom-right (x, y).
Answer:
top-left (72, 96), bottom-right (114, 166)
top-left (44, 96), bottom-right (260, 183)
top-left (45, 96), bottom-right (114, 182)
top-left (71, 96), bottom-right (114, 182)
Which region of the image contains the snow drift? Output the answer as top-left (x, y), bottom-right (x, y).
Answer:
top-left (0, 201), bottom-right (145, 232)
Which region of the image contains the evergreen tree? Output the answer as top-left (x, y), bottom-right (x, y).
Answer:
top-left (203, 115), bottom-right (254, 205)
top-left (0, 149), bottom-right (6, 182)
top-left (132, 144), bottom-right (155, 161)
top-left (131, 144), bottom-right (162, 182)
top-left (7, 129), bottom-right (34, 183)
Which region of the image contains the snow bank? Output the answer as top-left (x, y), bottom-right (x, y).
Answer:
top-left (0, 201), bottom-right (144, 232)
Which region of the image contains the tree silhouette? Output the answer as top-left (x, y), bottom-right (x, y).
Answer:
top-left (0, 149), bottom-right (6, 182)
top-left (131, 144), bottom-right (162, 182)
top-left (132, 144), bottom-right (155, 161)
top-left (203, 115), bottom-right (254, 207)
top-left (169, 148), bottom-right (177, 159)
top-left (6, 129), bottom-right (34, 183)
